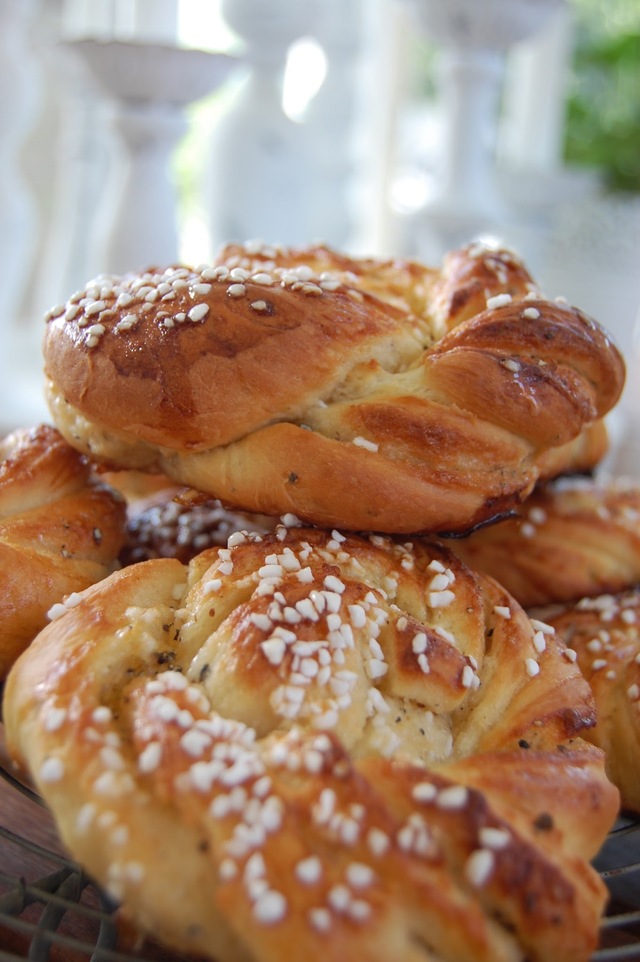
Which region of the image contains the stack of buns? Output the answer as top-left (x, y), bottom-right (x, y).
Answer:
top-left (1, 238), bottom-right (636, 962)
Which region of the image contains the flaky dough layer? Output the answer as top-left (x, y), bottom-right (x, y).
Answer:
top-left (43, 241), bottom-right (625, 535)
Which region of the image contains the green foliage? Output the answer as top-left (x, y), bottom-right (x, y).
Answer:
top-left (564, 0), bottom-right (640, 192)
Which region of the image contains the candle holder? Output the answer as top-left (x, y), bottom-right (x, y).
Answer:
top-left (609, 306), bottom-right (640, 479)
top-left (400, 0), bottom-right (565, 261)
top-left (205, 0), bottom-right (318, 249)
top-left (0, 0), bottom-right (41, 324)
top-left (65, 38), bottom-right (236, 274)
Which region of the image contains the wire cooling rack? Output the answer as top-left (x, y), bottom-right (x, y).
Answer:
top-left (0, 750), bottom-right (192, 962)
top-left (2, 751), bottom-right (640, 961)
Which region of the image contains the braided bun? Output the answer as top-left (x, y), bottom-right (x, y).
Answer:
top-left (43, 241), bottom-right (624, 535)
top-left (444, 476), bottom-right (640, 608)
top-left (0, 424), bottom-right (127, 678)
top-left (4, 523), bottom-right (618, 962)
top-left (539, 588), bottom-right (640, 813)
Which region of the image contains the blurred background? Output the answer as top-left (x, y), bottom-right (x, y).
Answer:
top-left (2, 0), bottom-right (639, 466)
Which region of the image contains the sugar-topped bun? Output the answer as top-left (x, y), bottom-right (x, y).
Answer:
top-left (539, 588), bottom-right (640, 813)
top-left (442, 476), bottom-right (640, 811)
top-left (444, 476), bottom-right (640, 609)
top-left (0, 424), bottom-right (127, 678)
top-left (120, 484), bottom-right (276, 565)
top-left (4, 523), bottom-right (618, 962)
top-left (43, 241), bottom-right (624, 536)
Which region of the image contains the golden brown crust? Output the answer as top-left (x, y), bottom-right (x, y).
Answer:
top-left (4, 524), bottom-right (618, 962)
top-left (443, 476), bottom-right (640, 608)
top-left (42, 241), bottom-right (625, 535)
top-left (428, 242), bottom-right (541, 330)
top-left (213, 239), bottom-right (538, 335)
top-left (537, 589), bottom-right (640, 814)
top-left (0, 424), bottom-right (127, 678)
top-left (534, 419), bottom-right (610, 482)
top-left (360, 748), bottom-right (613, 962)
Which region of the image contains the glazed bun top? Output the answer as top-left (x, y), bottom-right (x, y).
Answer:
top-left (45, 239), bottom-right (624, 455)
top-left (43, 245), bottom-right (437, 452)
top-left (42, 240), bottom-right (625, 535)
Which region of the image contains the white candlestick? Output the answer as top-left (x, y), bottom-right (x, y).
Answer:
top-left (0, 0), bottom-right (41, 323)
top-left (114, 0), bottom-right (178, 43)
top-left (499, 6), bottom-right (573, 172)
top-left (358, 0), bottom-right (413, 255)
top-left (65, 38), bottom-right (235, 276)
top-left (62, 0), bottom-right (116, 39)
top-left (397, 0), bottom-right (565, 261)
top-left (205, 0), bottom-right (315, 249)
top-left (433, 47), bottom-right (505, 217)
top-left (96, 101), bottom-right (187, 273)
top-left (609, 305), bottom-right (640, 479)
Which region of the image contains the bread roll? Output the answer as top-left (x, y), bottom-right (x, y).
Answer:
top-left (43, 241), bottom-right (624, 535)
top-left (539, 588), bottom-right (640, 813)
top-left (443, 476), bottom-right (640, 608)
top-left (0, 423), bottom-right (127, 677)
top-left (4, 523), bottom-right (618, 962)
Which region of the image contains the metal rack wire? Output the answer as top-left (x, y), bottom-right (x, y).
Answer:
top-left (592, 817), bottom-right (640, 961)
top-left (2, 758), bottom-right (640, 961)
top-left (0, 759), bottom-right (189, 962)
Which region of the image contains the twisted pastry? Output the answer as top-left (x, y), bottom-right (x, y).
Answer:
top-left (4, 523), bottom-right (618, 962)
top-left (0, 424), bottom-right (127, 678)
top-left (443, 476), bottom-right (640, 608)
top-left (43, 241), bottom-right (624, 535)
top-left (539, 589), bottom-right (640, 813)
